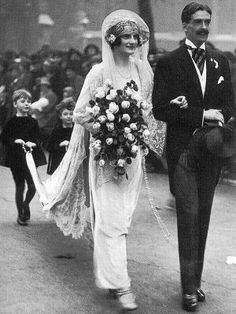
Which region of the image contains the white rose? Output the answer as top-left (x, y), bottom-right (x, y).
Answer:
top-left (94, 139), bottom-right (101, 145)
top-left (98, 115), bottom-right (107, 123)
top-left (99, 159), bottom-right (105, 167)
top-left (106, 122), bottom-right (114, 131)
top-left (117, 159), bottom-right (125, 167)
top-left (95, 87), bottom-right (106, 99)
top-left (143, 129), bottom-right (150, 137)
top-left (93, 140), bottom-right (101, 152)
top-left (131, 91), bottom-right (142, 102)
top-left (141, 101), bottom-right (150, 110)
top-left (130, 123), bottom-right (138, 130)
top-left (126, 87), bottom-right (132, 96)
top-left (122, 114), bottom-right (131, 122)
top-left (124, 127), bottom-right (131, 134)
top-left (92, 105), bottom-right (100, 116)
top-left (131, 145), bottom-right (139, 153)
top-left (106, 89), bottom-right (117, 100)
top-left (127, 133), bottom-right (135, 142)
top-left (121, 100), bottom-right (130, 109)
top-left (107, 112), bottom-right (115, 121)
top-left (106, 138), bottom-right (113, 145)
top-left (109, 102), bottom-right (119, 113)
top-left (93, 122), bottom-right (101, 131)
top-left (85, 106), bottom-right (93, 114)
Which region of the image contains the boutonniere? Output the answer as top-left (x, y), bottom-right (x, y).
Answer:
top-left (217, 76), bottom-right (224, 84)
top-left (210, 57), bottom-right (219, 69)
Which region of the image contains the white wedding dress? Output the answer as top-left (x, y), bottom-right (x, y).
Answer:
top-left (27, 8), bottom-right (166, 290)
top-left (27, 59), bottom-right (165, 289)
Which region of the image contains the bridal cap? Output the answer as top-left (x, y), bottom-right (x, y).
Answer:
top-left (102, 9), bottom-right (150, 46)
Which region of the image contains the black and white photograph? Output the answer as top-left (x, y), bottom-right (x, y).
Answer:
top-left (0, 1), bottom-right (236, 313)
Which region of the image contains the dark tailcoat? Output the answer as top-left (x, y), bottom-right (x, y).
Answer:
top-left (152, 44), bottom-right (234, 194)
top-left (46, 124), bottom-right (73, 175)
top-left (0, 116), bottom-right (46, 169)
top-left (152, 44), bottom-right (235, 294)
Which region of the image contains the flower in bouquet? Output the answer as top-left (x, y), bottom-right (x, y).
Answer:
top-left (88, 80), bottom-right (150, 177)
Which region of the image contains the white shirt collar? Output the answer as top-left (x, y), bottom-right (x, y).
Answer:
top-left (185, 39), bottom-right (206, 50)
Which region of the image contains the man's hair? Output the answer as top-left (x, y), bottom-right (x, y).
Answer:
top-left (56, 97), bottom-right (75, 115)
top-left (181, 2), bottom-right (212, 23)
top-left (12, 89), bottom-right (32, 103)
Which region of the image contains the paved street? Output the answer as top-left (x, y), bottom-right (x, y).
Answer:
top-left (0, 164), bottom-right (236, 314)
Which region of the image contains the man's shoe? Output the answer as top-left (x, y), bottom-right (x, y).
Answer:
top-left (17, 217), bottom-right (28, 226)
top-left (182, 294), bottom-right (198, 312)
top-left (22, 203), bottom-right (31, 221)
top-left (196, 288), bottom-right (205, 302)
top-left (117, 289), bottom-right (138, 311)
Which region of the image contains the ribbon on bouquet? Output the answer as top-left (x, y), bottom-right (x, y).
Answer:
top-left (142, 156), bottom-right (171, 240)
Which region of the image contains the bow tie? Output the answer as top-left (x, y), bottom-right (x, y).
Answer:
top-left (186, 45), bottom-right (206, 74)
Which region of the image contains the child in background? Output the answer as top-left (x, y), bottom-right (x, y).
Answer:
top-left (46, 97), bottom-right (75, 175)
top-left (0, 89), bottom-right (46, 225)
top-left (62, 86), bottom-right (75, 100)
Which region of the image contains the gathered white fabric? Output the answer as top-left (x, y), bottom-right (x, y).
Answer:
top-left (30, 9), bottom-right (166, 241)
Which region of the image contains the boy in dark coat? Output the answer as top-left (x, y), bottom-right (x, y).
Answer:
top-left (46, 97), bottom-right (75, 175)
top-left (0, 89), bottom-right (46, 225)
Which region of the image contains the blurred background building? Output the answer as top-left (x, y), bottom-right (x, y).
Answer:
top-left (0, 0), bottom-right (236, 54)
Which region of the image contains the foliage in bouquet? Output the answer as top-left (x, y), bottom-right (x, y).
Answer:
top-left (88, 79), bottom-right (150, 176)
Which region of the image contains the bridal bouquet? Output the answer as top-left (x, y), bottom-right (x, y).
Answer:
top-left (87, 79), bottom-right (150, 177)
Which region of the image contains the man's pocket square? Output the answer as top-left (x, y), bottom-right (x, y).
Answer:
top-left (217, 76), bottom-right (224, 84)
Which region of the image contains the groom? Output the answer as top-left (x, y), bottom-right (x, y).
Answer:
top-left (152, 2), bottom-right (235, 311)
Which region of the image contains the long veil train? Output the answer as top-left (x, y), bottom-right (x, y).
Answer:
top-left (25, 151), bottom-right (48, 204)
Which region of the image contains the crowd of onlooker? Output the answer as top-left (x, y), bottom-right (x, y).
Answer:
top-left (0, 43), bottom-right (102, 136)
top-left (0, 41), bottom-right (236, 180)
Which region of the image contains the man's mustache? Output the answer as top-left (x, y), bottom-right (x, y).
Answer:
top-left (196, 30), bottom-right (209, 35)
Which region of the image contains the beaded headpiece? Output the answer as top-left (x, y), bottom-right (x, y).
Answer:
top-left (105, 21), bottom-right (139, 44)
top-left (102, 9), bottom-right (149, 47)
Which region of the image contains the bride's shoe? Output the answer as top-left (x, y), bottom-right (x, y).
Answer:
top-left (117, 289), bottom-right (138, 311)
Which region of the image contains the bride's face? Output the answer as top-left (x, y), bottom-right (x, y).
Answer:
top-left (114, 28), bottom-right (139, 56)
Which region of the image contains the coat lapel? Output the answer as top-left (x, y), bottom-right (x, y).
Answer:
top-left (204, 49), bottom-right (217, 101)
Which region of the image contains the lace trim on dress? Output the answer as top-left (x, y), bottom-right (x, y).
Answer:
top-left (44, 167), bottom-right (88, 239)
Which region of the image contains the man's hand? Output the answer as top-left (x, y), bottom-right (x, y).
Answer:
top-left (204, 109), bottom-right (224, 124)
top-left (170, 96), bottom-right (188, 109)
top-left (25, 141), bottom-right (37, 149)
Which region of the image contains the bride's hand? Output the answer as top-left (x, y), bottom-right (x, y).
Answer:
top-left (59, 140), bottom-right (69, 147)
top-left (170, 96), bottom-right (188, 109)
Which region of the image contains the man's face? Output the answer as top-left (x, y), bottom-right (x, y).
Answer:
top-left (183, 10), bottom-right (211, 47)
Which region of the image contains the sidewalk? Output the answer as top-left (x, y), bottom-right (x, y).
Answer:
top-left (0, 165), bottom-right (236, 313)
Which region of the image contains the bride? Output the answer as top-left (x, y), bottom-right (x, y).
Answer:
top-left (28, 9), bottom-right (166, 311)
